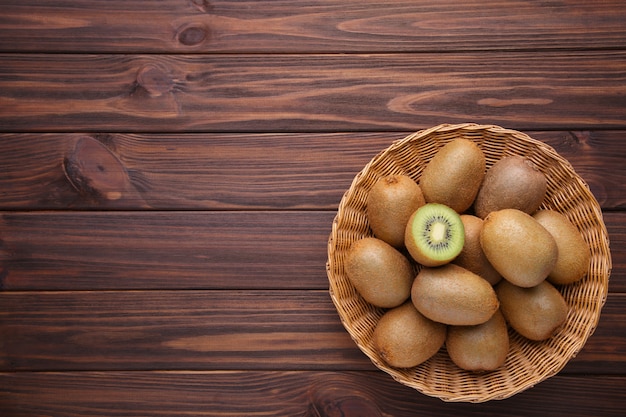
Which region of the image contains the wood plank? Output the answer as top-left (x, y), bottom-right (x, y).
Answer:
top-left (0, 290), bottom-right (363, 371)
top-left (0, 211), bottom-right (622, 291)
top-left (604, 212), bottom-right (626, 292)
top-left (0, 371), bottom-right (624, 416)
top-left (0, 211), bottom-right (336, 290)
top-left (1, 1), bottom-right (626, 53)
top-left (1, 52), bottom-right (625, 132)
top-left (0, 290), bottom-right (623, 373)
top-left (0, 133), bottom-right (388, 210)
top-left (0, 131), bottom-right (624, 210)
top-left (530, 131), bottom-right (626, 210)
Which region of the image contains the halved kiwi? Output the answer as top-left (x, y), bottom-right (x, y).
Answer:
top-left (405, 203), bottom-right (465, 267)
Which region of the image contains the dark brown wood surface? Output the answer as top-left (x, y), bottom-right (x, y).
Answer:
top-left (1, 52), bottom-right (625, 132)
top-left (1, 1), bottom-right (625, 416)
top-left (2, 0), bottom-right (626, 53)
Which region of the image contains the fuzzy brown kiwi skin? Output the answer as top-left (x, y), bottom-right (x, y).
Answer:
top-left (411, 264), bottom-right (500, 326)
top-left (496, 280), bottom-right (568, 341)
top-left (372, 302), bottom-right (447, 368)
top-left (446, 309), bottom-right (509, 372)
top-left (533, 209), bottom-right (591, 285)
top-left (474, 155), bottom-right (547, 219)
top-left (344, 237), bottom-right (414, 308)
top-left (367, 174), bottom-right (425, 248)
top-left (453, 214), bottom-right (502, 285)
top-left (480, 208), bottom-right (558, 288)
top-left (419, 139), bottom-right (486, 213)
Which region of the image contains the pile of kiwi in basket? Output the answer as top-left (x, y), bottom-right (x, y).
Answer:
top-left (345, 139), bottom-right (591, 372)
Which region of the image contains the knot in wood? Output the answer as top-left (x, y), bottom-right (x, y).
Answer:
top-left (63, 136), bottom-right (130, 202)
top-left (307, 383), bottom-right (383, 417)
top-left (318, 397), bottom-right (382, 417)
top-left (136, 64), bottom-right (174, 97)
top-left (177, 25), bottom-right (208, 46)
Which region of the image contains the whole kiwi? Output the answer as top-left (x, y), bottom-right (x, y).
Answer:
top-left (480, 208), bottom-right (558, 288)
top-left (496, 280), bottom-right (568, 341)
top-left (453, 214), bottom-right (502, 285)
top-left (372, 302), bottom-right (446, 368)
top-left (344, 237), bottom-right (414, 308)
top-left (367, 174), bottom-right (425, 248)
top-left (419, 138), bottom-right (486, 213)
top-left (474, 155), bottom-right (547, 219)
top-left (446, 309), bottom-right (509, 372)
top-left (411, 264), bottom-right (499, 326)
top-left (533, 209), bottom-right (591, 285)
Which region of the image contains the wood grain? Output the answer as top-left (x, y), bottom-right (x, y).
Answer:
top-left (1, 1), bottom-right (624, 413)
top-left (0, 211), bottom-right (622, 291)
top-left (0, 131), bottom-right (624, 210)
top-left (0, 211), bottom-right (336, 290)
top-left (0, 290), bottom-right (623, 373)
top-left (0, 371), bottom-right (624, 416)
top-left (1, 0), bottom-right (626, 53)
top-left (0, 133), bottom-right (389, 210)
top-left (0, 290), bottom-right (361, 371)
top-left (1, 52), bottom-right (625, 132)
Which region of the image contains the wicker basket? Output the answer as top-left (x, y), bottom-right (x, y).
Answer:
top-left (326, 123), bottom-right (611, 402)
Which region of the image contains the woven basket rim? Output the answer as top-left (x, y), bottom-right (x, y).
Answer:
top-left (327, 123), bottom-right (612, 402)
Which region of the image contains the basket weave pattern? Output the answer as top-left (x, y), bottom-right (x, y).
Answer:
top-left (326, 123), bottom-right (611, 402)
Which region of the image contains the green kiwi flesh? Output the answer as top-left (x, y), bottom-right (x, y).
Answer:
top-left (405, 203), bottom-right (464, 267)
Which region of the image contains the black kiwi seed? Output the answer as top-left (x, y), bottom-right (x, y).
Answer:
top-left (423, 214), bottom-right (454, 252)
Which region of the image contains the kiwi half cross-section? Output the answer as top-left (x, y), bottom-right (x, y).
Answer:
top-left (404, 203), bottom-right (465, 267)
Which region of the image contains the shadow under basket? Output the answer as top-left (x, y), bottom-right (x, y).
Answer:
top-left (326, 123), bottom-right (612, 402)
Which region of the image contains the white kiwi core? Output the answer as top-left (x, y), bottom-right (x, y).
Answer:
top-left (430, 222), bottom-right (447, 244)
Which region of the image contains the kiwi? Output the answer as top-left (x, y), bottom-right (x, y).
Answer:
top-left (474, 155), bottom-right (547, 219)
top-left (344, 237), bottom-right (414, 308)
top-left (533, 209), bottom-right (591, 285)
top-left (496, 280), bottom-right (568, 341)
top-left (404, 203), bottom-right (465, 267)
top-left (372, 301), bottom-right (446, 368)
top-left (446, 309), bottom-right (509, 372)
top-left (419, 138), bottom-right (486, 213)
top-left (453, 214), bottom-right (502, 285)
top-left (367, 174), bottom-right (425, 248)
top-left (480, 208), bottom-right (558, 288)
top-left (411, 264), bottom-right (499, 326)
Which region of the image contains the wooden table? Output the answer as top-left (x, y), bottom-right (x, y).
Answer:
top-left (0, 1), bottom-right (624, 415)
